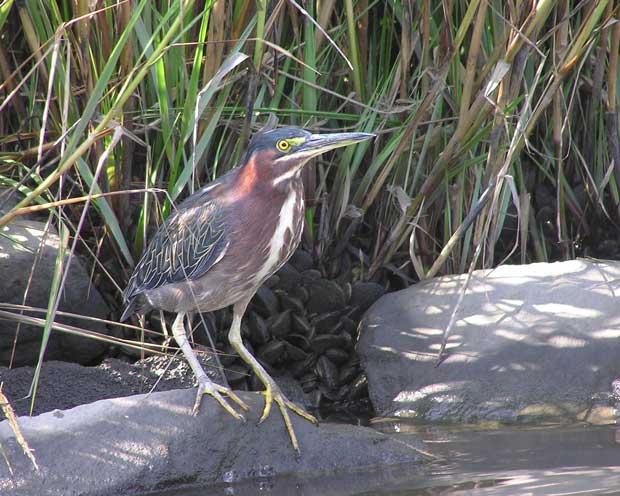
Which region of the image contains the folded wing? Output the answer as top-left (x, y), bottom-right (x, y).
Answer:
top-left (123, 199), bottom-right (228, 302)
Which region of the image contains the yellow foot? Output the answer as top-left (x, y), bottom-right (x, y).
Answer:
top-left (260, 382), bottom-right (319, 454)
top-left (193, 376), bottom-right (249, 421)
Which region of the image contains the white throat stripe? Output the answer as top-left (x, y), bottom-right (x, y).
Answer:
top-left (273, 168), bottom-right (302, 186)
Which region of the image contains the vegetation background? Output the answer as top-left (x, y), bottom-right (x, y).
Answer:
top-left (0, 0), bottom-right (618, 379)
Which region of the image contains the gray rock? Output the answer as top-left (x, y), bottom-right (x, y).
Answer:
top-left (347, 374), bottom-right (368, 400)
top-left (0, 390), bottom-right (427, 496)
top-left (358, 259), bottom-right (620, 424)
top-left (0, 219), bottom-right (111, 366)
top-left (0, 358), bottom-right (196, 417)
top-left (0, 357), bottom-right (308, 419)
top-left (0, 189), bottom-right (25, 214)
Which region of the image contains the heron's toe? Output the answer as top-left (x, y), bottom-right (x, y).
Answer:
top-left (192, 377), bottom-right (246, 421)
top-left (259, 383), bottom-right (318, 454)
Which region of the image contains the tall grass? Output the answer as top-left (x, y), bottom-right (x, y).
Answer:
top-left (0, 0), bottom-right (618, 360)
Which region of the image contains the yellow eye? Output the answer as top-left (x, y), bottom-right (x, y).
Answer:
top-left (276, 140), bottom-right (290, 152)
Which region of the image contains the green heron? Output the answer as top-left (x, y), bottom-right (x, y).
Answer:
top-left (121, 127), bottom-right (375, 452)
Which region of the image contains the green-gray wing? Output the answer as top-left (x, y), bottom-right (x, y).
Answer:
top-left (123, 201), bottom-right (228, 301)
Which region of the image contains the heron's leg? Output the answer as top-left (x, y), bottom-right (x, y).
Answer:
top-left (228, 301), bottom-right (318, 453)
top-left (159, 310), bottom-right (172, 352)
top-left (171, 312), bottom-right (248, 419)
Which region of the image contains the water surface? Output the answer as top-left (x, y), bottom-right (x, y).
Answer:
top-left (147, 423), bottom-right (620, 495)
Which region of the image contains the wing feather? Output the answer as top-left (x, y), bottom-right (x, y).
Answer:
top-left (123, 199), bottom-right (228, 302)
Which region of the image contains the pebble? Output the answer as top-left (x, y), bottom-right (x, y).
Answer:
top-left (311, 334), bottom-right (348, 353)
top-left (284, 333), bottom-right (311, 351)
top-left (350, 281), bottom-right (385, 312)
top-left (307, 279), bottom-right (346, 314)
top-left (338, 364), bottom-right (359, 385)
top-left (257, 340), bottom-right (285, 365)
top-left (291, 285), bottom-right (310, 303)
top-left (275, 263), bottom-right (303, 291)
top-left (324, 348), bottom-right (349, 365)
top-left (291, 314), bottom-right (312, 335)
top-left (340, 315), bottom-right (358, 335)
top-left (277, 291), bottom-right (306, 314)
top-left (315, 355), bottom-right (339, 390)
top-left (224, 362), bottom-right (250, 384)
top-left (264, 274), bottom-right (280, 288)
top-left (289, 249), bottom-right (314, 272)
top-left (289, 360), bottom-right (309, 379)
top-left (248, 312), bottom-right (270, 345)
top-left (284, 341), bottom-right (307, 361)
top-left (299, 372), bottom-right (318, 393)
top-left (338, 330), bottom-right (354, 349)
top-left (216, 245), bottom-right (387, 419)
top-left (306, 389), bottom-right (322, 408)
top-left (311, 311), bottom-right (342, 334)
top-left (301, 269), bottom-right (322, 282)
top-left (218, 344), bottom-right (238, 366)
top-left (253, 286), bottom-right (280, 317)
top-left (319, 384), bottom-right (340, 402)
top-left (267, 310), bottom-right (292, 338)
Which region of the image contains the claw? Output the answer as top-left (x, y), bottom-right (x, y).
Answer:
top-left (192, 376), bottom-right (249, 421)
top-left (260, 383), bottom-right (318, 454)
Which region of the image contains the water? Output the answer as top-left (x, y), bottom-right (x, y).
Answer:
top-left (147, 423), bottom-right (620, 495)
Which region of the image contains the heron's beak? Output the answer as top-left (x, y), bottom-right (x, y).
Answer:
top-left (290, 132), bottom-right (376, 161)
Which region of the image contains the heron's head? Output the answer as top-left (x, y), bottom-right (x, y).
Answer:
top-left (244, 127), bottom-right (375, 186)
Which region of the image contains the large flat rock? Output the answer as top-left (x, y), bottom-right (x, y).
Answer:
top-left (0, 389), bottom-right (426, 496)
top-left (0, 358), bottom-right (309, 417)
top-left (358, 259), bottom-right (620, 423)
top-left (0, 358), bottom-right (196, 417)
